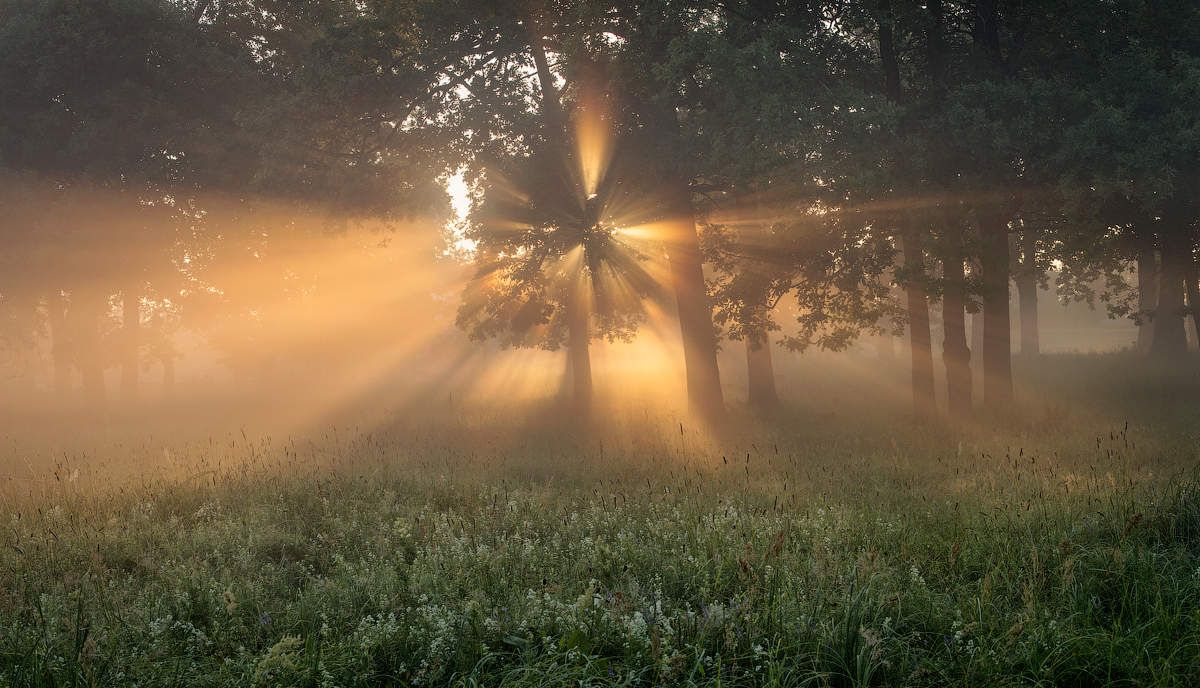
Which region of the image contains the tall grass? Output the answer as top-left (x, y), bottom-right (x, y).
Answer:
top-left (1, 353), bottom-right (1198, 686)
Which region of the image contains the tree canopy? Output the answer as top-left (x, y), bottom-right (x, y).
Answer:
top-left (1, 0), bottom-right (1198, 420)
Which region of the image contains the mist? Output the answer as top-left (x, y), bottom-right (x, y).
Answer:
top-left (2, 1), bottom-right (1199, 685)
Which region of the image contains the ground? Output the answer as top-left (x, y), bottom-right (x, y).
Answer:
top-left (1, 353), bottom-right (1199, 686)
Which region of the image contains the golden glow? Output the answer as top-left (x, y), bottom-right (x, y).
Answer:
top-left (574, 88), bottom-right (614, 198)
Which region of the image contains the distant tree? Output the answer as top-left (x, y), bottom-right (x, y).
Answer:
top-left (0, 0), bottom-right (268, 405)
top-left (0, 0), bottom-right (477, 404)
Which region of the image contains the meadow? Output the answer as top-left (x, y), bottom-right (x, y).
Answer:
top-left (1, 353), bottom-right (1199, 687)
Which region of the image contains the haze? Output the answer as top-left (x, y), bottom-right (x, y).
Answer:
top-left (1, 1), bottom-right (1198, 686)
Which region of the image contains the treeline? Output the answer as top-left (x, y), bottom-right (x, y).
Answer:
top-left (0, 0), bottom-right (1198, 422)
top-left (0, 0), bottom-right (455, 406)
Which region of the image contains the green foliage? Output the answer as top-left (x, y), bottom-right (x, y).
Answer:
top-left (457, 144), bottom-right (663, 351)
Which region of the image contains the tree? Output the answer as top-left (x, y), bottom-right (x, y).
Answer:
top-left (1013, 225), bottom-right (1042, 357)
top-left (703, 203), bottom-right (784, 411)
top-left (1, 0), bottom-right (477, 406)
top-left (0, 0), bottom-right (269, 405)
top-left (456, 141), bottom-right (660, 413)
top-left (1046, 0), bottom-right (1200, 360)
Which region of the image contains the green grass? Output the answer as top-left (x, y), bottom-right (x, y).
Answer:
top-left (1, 353), bottom-right (1199, 686)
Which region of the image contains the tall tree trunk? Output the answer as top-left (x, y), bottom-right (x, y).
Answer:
top-left (974, 0), bottom-right (1003, 66)
top-left (1137, 247), bottom-right (1158, 352)
top-left (880, 1), bottom-right (934, 418)
top-left (1185, 258), bottom-right (1200, 350)
top-left (1016, 228), bottom-right (1039, 356)
top-left (940, 226), bottom-right (971, 418)
top-left (566, 276), bottom-right (592, 414)
top-left (527, 21), bottom-right (565, 133)
top-left (901, 229), bottom-right (936, 419)
top-left (745, 330), bottom-right (778, 410)
top-left (526, 17), bottom-right (599, 413)
top-left (1152, 236), bottom-right (1188, 357)
top-left (876, 0), bottom-right (902, 104)
top-left (980, 211), bottom-right (1012, 409)
top-left (973, 0), bottom-right (1013, 410)
top-left (666, 180), bottom-right (725, 422)
top-left (1016, 277), bottom-right (1038, 357)
top-left (968, 259), bottom-right (984, 377)
top-left (971, 309), bottom-right (984, 373)
top-left (879, 280), bottom-right (902, 360)
top-left (624, 20), bottom-right (727, 422)
top-left (121, 285), bottom-right (139, 399)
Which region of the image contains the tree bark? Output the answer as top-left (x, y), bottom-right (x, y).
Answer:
top-left (1016, 276), bottom-right (1038, 357)
top-left (745, 330), bottom-right (778, 410)
top-left (527, 21), bottom-right (565, 134)
top-left (622, 18), bottom-right (727, 423)
top-left (121, 285), bottom-right (139, 399)
top-left (566, 276), bottom-right (593, 414)
top-left (980, 211), bottom-right (1012, 409)
top-left (971, 309), bottom-right (984, 373)
top-left (940, 226), bottom-right (971, 418)
top-left (1137, 247), bottom-right (1158, 352)
top-left (1016, 228), bottom-right (1039, 356)
top-left (974, 0), bottom-right (1003, 68)
top-left (526, 16), bottom-right (598, 413)
top-left (879, 1), bottom-right (935, 419)
top-left (666, 181), bottom-right (725, 422)
top-left (876, 0), bottom-right (902, 104)
top-left (1152, 236), bottom-right (1189, 357)
top-left (900, 229), bottom-right (936, 419)
top-left (1184, 257), bottom-right (1199, 350)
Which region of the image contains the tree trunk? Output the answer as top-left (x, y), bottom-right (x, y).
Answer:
top-left (745, 331), bottom-right (778, 410)
top-left (879, 281), bottom-right (902, 361)
top-left (900, 229), bottom-right (936, 419)
top-left (1016, 276), bottom-right (1038, 357)
top-left (1016, 228), bottom-right (1039, 356)
top-left (121, 285), bottom-right (139, 399)
top-left (666, 181), bottom-right (726, 422)
top-left (525, 17), bottom-right (598, 413)
top-left (876, 0), bottom-right (902, 104)
top-left (1184, 258), bottom-right (1199, 350)
top-left (1136, 247), bottom-right (1158, 352)
top-left (192, 0), bottom-right (214, 23)
top-left (1152, 236), bottom-right (1189, 357)
top-left (940, 226), bottom-right (971, 418)
top-left (980, 211), bottom-right (1012, 409)
top-left (971, 307), bottom-right (984, 363)
top-left (527, 21), bottom-right (565, 134)
top-left (566, 276), bottom-right (593, 414)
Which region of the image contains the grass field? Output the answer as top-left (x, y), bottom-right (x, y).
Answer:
top-left (1, 353), bottom-right (1199, 686)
